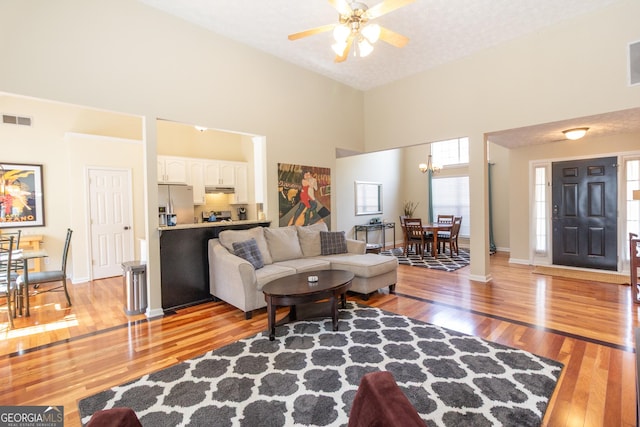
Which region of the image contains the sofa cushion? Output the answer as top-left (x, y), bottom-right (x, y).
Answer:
top-left (319, 254), bottom-right (398, 278)
top-left (232, 238), bottom-right (264, 269)
top-left (296, 222), bottom-right (328, 257)
top-left (320, 231), bottom-right (348, 255)
top-left (255, 264), bottom-right (298, 291)
top-left (219, 227), bottom-right (273, 265)
top-left (276, 258), bottom-right (331, 273)
top-left (264, 226), bottom-right (304, 262)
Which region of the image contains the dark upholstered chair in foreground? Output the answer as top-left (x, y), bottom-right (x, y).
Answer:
top-left (349, 371), bottom-right (425, 427)
top-left (86, 407), bottom-right (142, 427)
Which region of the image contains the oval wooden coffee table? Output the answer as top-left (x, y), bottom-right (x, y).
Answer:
top-left (262, 269), bottom-right (354, 340)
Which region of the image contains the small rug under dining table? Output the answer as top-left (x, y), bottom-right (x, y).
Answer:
top-left (79, 303), bottom-right (562, 426)
top-left (381, 247), bottom-right (470, 272)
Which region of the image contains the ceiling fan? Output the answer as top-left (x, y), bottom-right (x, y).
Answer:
top-left (288, 0), bottom-right (415, 62)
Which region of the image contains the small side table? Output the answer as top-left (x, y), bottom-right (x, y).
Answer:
top-left (355, 222), bottom-right (395, 250)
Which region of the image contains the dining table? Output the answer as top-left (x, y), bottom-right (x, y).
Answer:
top-left (13, 249), bottom-right (49, 317)
top-left (422, 222), bottom-right (453, 258)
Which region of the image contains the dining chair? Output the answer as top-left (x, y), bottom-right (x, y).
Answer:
top-left (630, 233), bottom-right (640, 303)
top-left (399, 215), bottom-right (408, 255)
top-left (437, 214), bottom-right (454, 224)
top-left (404, 218), bottom-right (431, 258)
top-left (0, 235), bottom-right (17, 328)
top-left (17, 228), bottom-right (73, 307)
top-left (2, 230), bottom-right (22, 274)
top-left (439, 216), bottom-right (462, 256)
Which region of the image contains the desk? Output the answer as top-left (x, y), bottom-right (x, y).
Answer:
top-left (355, 222), bottom-right (396, 251)
top-left (422, 223), bottom-right (453, 259)
top-left (14, 249), bottom-right (48, 316)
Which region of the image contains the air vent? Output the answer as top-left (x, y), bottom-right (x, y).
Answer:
top-left (2, 114), bottom-right (32, 126)
top-left (630, 40), bottom-right (640, 86)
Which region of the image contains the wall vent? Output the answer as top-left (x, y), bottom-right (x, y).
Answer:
top-left (2, 114), bottom-right (32, 126)
top-left (630, 40), bottom-right (640, 86)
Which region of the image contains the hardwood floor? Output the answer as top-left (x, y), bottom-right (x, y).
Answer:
top-left (0, 252), bottom-right (637, 426)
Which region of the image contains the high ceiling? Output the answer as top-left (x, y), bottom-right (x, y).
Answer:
top-left (138, 0), bottom-right (640, 147)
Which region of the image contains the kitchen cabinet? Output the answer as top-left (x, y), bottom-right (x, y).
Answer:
top-left (158, 156), bottom-right (187, 184)
top-left (204, 161), bottom-right (236, 186)
top-left (187, 160), bottom-right (206, 204)
top-left (231, 164), bottom-right (249, 204)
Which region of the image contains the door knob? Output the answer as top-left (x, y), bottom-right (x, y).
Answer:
top-left (124, 226), bottom-right (130, 230)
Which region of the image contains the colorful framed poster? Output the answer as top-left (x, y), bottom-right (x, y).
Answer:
top-left (278, 163), bottom-right (331, 228)
top-left (0, 163), bottom-right (45, 228)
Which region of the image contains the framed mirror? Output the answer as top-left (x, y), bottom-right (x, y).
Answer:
top-left (355, 181), bottom-right (382, 215)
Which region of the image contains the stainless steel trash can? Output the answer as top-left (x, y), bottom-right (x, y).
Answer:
top-left (122, 261), bottom-right (147, 315)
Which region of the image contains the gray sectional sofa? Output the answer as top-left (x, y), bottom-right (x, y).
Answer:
top-left (207, 222), bottom-right (398, 319)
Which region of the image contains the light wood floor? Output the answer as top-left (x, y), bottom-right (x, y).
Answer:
top-left (0, 252), bottom-right (637, 426)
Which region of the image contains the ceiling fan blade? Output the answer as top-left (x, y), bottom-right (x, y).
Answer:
top-left (288, 24), bottom-right (336, 41)
top-left (366, 0), bottom-right (415, 19)
top-left (328, 0), bottom-right (353, 16)
top-left (334, 36), bottom-right (354, 62)
top-left (379, 26), bottom-right (409, 48)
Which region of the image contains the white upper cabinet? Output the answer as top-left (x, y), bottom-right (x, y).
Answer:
top-left (231, 164), bottom-right (249, 204)
top-left (204, 160), bottom-right (237, 186)
top-left (187, 160), bottom-right (206, 204)
top-left (158, 156), bottom-right (187, 184)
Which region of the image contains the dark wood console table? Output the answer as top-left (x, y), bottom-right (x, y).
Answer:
top-left (354, 222), bottom-right (396, 251)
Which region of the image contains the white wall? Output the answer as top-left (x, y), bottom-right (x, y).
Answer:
top-left (0, 0), bottom-right (365, 314)
top-left (362, 0), bottom-right (640, 277)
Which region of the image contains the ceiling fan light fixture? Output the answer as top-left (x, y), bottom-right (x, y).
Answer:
top-left (361, 23), bottom-right (380, 43)
top-left (563, 127), bottom-right (589, 140)
top-left (333, 24), bottom-right (350, 43)
top-left (358, 38), bottom-right (374, 57)
top-left (332, 40), bottom-right (348, 56)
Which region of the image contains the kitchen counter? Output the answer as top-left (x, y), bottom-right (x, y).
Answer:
top-left (158, 219), bottom-right (263, 231)
top-left (159, 220), bottom-right (270, 310)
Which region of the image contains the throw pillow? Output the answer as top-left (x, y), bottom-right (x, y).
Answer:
top-left (296, 221), bottom-right (328, 257)
top-left (264, 226), bottom-right (304, 262)
top-left (219, 227), bottom-right (273, 265)
top-left (232, 238), bottom-right (264, 269)
top-left (320, 231), bottom-right (348, 255)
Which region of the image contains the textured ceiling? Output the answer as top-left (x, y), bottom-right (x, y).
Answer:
top-left (138, 0), bottom-right (640, 148)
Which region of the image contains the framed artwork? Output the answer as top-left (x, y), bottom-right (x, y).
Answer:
top-left (278, 163), bottom-right (331, 228)
top-left (0, 163), bottom-right (45, 228)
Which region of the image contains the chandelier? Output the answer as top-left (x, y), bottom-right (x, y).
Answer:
top-left (418, 155), bottom-right (440, 174)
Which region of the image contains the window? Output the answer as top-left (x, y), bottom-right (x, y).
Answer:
top-left (626, 157), bottom-right (640, 242)
top-left (533, 165), bottom-right (549, 254)
top-left (355, 181), bottom-right (382, 215)
top-left (431, 137), bottom-right (469, 167)
top-left (432, 176), bottom-right (470, 237)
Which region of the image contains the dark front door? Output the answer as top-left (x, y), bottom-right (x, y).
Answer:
top-left (552, 156), bottom-right (618, 270)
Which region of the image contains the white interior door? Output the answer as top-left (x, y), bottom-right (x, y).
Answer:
top-left (88, 168), bottom-right (134, 279)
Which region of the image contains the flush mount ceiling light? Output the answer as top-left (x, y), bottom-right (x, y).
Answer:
top-left (288, 0), bottom-right (414, 63)
top-left (562, 127), bottom-right (589, 140)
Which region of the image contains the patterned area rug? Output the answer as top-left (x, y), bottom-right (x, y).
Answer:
top-left (79, 303), bottom-right (562, 427)
top-left (381, 247), bottom-right (470, 272)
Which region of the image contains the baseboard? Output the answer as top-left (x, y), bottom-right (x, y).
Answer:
top-left (468, 273), bottom-right (492, 283)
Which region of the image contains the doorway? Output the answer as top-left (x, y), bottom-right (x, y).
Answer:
top-left (552, 156), bottom-right (618, 270)
top-left (88, 168), bottom-right (134, 279)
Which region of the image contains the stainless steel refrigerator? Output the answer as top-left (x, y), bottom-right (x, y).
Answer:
top-left (158, 184), bottom-right (195, 225)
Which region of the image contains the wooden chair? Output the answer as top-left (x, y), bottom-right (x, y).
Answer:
top-left (437, 214), bottom-right (454, 224)
top-left (404, 218), bottom-right (431, 259)
top-left (631, 233), bottom-right (640, 304)
top-left (399, 215), bottom-right (408, 255)
top-left (0, 235), bottom-right (17, 328)
top-left (17, 228), bottom-right (73, 308)
top-left (439, 216), bottom-right (462, 256)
